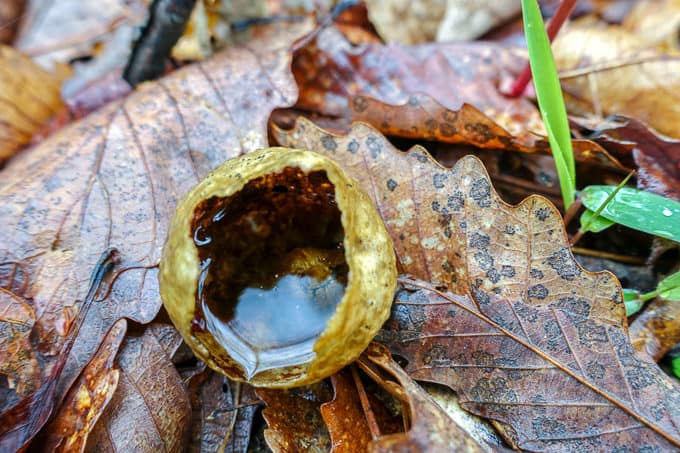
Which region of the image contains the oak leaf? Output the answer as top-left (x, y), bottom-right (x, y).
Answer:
top-left (275, 118), bottom-right (680, 450)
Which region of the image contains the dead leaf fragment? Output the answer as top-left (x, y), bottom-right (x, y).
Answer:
top-left (0, 17), bottom-right (312, 450)
top-left (0, 0), bottom-right (24, 43)
top-left (0, 44), bottom-right (65, 160)
top-left (319, 369), bottom-right (372, 452)
top-left (631, 297), bottom-right (680, 362)
top-left (554, 23), bottom-right (680, 138)
top-left (258, 382), bottom-right (333, 453)
top-left (360, 343), bottom-right (486, 453)
top-left (39, 319), bottom-right (126, 453)
top-left (86, 324), bottom-right (191, 452)
top-left (187, 368), bottom-right (257, 453)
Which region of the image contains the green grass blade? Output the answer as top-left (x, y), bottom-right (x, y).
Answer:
top-left (623, 289), bottom-right (643, 316)
top-left (581, 186), bottom-right (680, 242)
top-left (522, 0), bottom-right (576, 208)
top-left (579, 209), bottom-right (615, 233)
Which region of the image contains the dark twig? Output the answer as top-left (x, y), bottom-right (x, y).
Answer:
top-left (124, 0), bottom-right (197, 86)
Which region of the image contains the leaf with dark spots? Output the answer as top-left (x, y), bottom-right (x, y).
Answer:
top-left (38, 319), bottom-right (126, 452)
top-left (380, 278), bottom-right (680, 451)
top-left (187, 369), bottom-right (257, 453)
top-left (0, 20), bottom-right (313, 445)
top-left (85, 324), bottom-right (191, 452)
top-left (275, 119), bottom-right (680, 450)
top-left (257, 382), bottom-right (333, 453)
top-left (319, 369), bottom-right (372, 452)
top-left (275, 119), bottom-right (623, 323)
top-left (359, 343), bottom-right (487, 453)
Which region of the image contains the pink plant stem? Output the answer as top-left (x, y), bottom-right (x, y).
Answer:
top-left (508, 0), bottom-right (577, 97)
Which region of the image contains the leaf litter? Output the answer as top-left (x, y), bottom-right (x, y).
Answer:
top-left (1, 2), bottom-right (680, 451)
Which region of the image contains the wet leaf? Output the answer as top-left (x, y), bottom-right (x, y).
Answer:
top-left (14, 0), bottom-right (149, 67)
top-left (257, 382), bottom-right (333, 453)
top-left (0, 44), bottom-right (65, 161)
top-left (360, 343), bottom-right (487, 453)
top-left (276, 119), bottom-right (680, 450)
top-left (86, 324), bottom-right (191, 452)
top-left (580, 209), bottom-right (615, 233)
top-left (39, 319), bottom-right (126, 452)
top-left (187, 368), bottom-right (257, 453)
top-left (631, 297), bottom-right (680, 362)
top-left (581, 186), bottom-right (680, 242)
top-left (292, 25), bottom-right (544, 135)
top-left (0, 19), bottom-right (312, 448)
top-left (319, 369), bottom-right (372, 453)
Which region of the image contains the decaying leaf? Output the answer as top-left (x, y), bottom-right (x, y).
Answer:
top-left (319, 369), bottom-right (373, 452)
top-left (187, 368), bottom-right (257, 453)
top-left (360, 343), bottom-right (488, 452)
top-left (276, 119), bottom-right (680, 450)
top-left (0, 0), bottom-right (24, 43)
top-left (0, 19), bottom-right (312, 448)
top-left (86, 324), bottom-right (191, 452)
top-left (258, 382), bottom-right (333, 453)
top-left (631, 297), bottom-right (680, 362)
top-left (0, 44), bottom-right (66, 160)
top-left (292, 25), bottom-right (544, 135)
top-left (554, 22), bottom-right (680, 138)
top-left (38, 319), bottom-right (126, 452)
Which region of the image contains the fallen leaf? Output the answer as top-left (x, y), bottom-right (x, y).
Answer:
top-left (359, 343), bottom-right (487, 453)
top-left (187, 368), bottom-right (257, 453)
top-left (363, 0), bottom-right (520, 44)
top-left (381, 279), bottom-right (680, 450)
top-left (38, 318), bottom-right (126, 452)
top-left (13, 0), bottom-right (149, 67)
top-left (622, 0), bottom-right (680, 51)
top-left (275, 118), bottom-right (680, 450)
top-left (0, 19), bottom-right (312, 448)
top-left (319, 369), bottom-right (373, 452)
top-left (257, 382), bottom-right (333, 453)
top-left (86, 324), bottom-right (191, 452)
top-left (631, 297), bottom-right (680, 362)
top-left (554, 23), bottom-right (680, 138)
top-left (0, 44), bottom-right (65, 160)
top-left (292, 25), bottom-right (544, 136)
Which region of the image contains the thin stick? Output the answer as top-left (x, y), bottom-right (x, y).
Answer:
top-left (572, 247), bottom-right (646, 265)
top-left (350, 364), bottom-right (382, 440)
top-left (508, 0), bottom-right (576, 97)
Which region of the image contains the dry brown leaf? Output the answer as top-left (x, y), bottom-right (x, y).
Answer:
top-left (38, 319), bottom-right (126, 452)
top-left (86, 324), bottom-right (190, 452)
top-left (360, 343), bottom-right (487, 453)
top-left (0, 19), bottom-right (312, 449)
top-left (631, 297), bottom-right (680, 362)
top-left (257, 382), bottom-right (333, 453)
top-left (275, 118), bottom-right (680, 450)
top-left (292, 25), bottom-right (544, 136)
top-left (0, 44), bottom-right (65, 160)
top-left (554, 23), bottom-right (680, 138)
top-left (187, 368), bottom-right (257, 453)
top-left (622, 0), bottom-right (680, 51)
top-left (319, 369), bottom-right (373, 452)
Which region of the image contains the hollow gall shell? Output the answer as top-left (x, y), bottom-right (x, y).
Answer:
top-left (159, 147), bottom-right (397, 387)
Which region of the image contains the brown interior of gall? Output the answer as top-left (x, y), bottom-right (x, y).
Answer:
top-left (189, 167), bottom-right (348, 375)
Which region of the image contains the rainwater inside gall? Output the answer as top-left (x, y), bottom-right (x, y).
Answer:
top-left (191, 167), bottom-right (348, 379)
